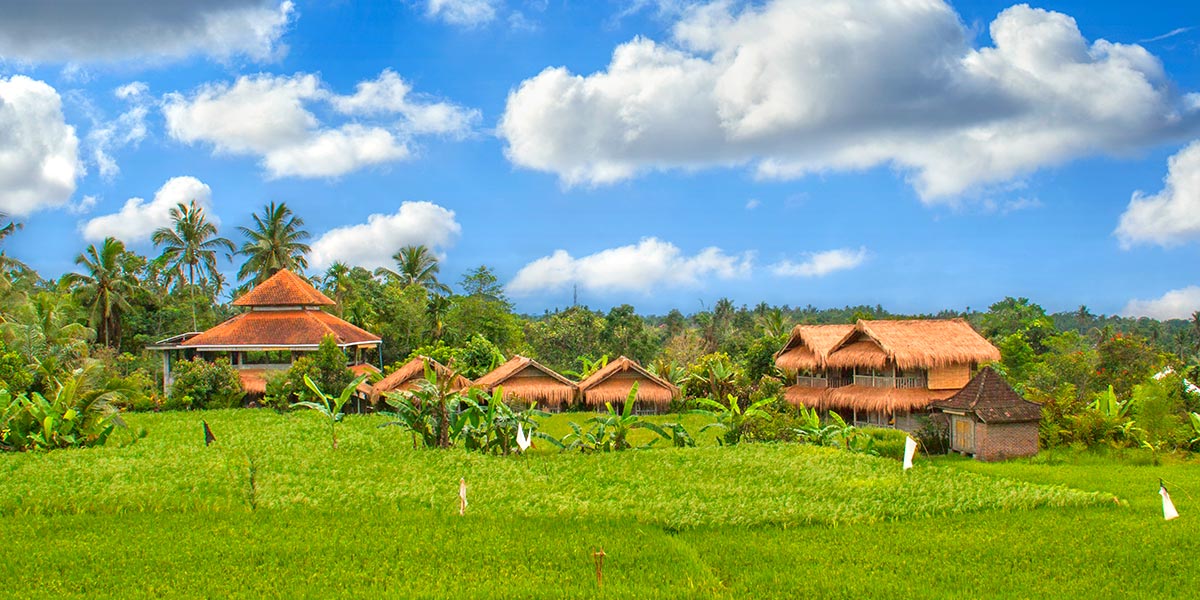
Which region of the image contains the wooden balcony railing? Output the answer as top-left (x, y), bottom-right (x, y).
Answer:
top-left (852, 375), bottom-right (927, 389)
top-left (793, 376), bottom-right (828, 388)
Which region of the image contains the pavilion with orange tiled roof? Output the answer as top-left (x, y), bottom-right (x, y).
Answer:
top-left (148, 269), bottom-right (383, 397)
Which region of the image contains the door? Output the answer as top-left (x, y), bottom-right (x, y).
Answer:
top-left (952, 416), bottom-right (975, 453)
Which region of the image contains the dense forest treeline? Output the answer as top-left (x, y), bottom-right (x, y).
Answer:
top-left (1, 201), bottom-right (1198, 452)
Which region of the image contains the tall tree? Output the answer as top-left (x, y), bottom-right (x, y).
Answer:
top-left (236, 201), bottom-right (311, 285)
top-left (152, 200), bottom-right (235, 330)
top-left (322, 262), bottom-right (353, 317)
top-left (376, 245), bottom-right (449, 294)
top-left (69, 238), bottom-right (138, 348)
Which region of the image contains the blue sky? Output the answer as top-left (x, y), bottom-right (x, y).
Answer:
top-left (1, 0), bottom-right (1199, 318)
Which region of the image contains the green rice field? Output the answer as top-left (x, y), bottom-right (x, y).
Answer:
top-left (1, 410), bottom-right (1197, 598)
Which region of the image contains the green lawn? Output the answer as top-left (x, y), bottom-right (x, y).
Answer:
top-left (1, 410), bottom-right (1196, 598)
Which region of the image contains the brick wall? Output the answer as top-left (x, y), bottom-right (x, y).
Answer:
top-left (976, 421), bottom-right (1038, 461)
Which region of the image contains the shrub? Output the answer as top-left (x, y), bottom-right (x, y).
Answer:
top-left (263, 335), bottom-right (353, 410)
top-left (914, 415), bottom-right (950, 455)
top-left (1131, 378), bottom-right (1187, 449)
top-left (0, 350), bottom-right (33, 395)
top-left (170, 357), bottom-right (244, 410)
top-left (0, 362), bottom-right (128, 452)
top-left (742, 404), bottom-right (803, 443)
top-left (861, 427), bottom-right (908, 460)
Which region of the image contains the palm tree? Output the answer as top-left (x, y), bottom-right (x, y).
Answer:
top-left (152, 200), bottom-right (235, 330)
top-left (322, 262), bottom-right (353, 317)
top-left (69, 238), bottom-right (138, 348)
top-left (375, 244), bottom-right (449, 294)
top-left (236, 201), bottom-right (311, 285)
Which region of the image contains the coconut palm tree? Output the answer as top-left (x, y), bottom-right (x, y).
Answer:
top-left (236, 201), bottom-right (311, 285)
top-left (152, 200), bottom-right (235, 331)
top-left (375, 244), bottom-right (449, 294)
top-left (322, 262), bottom-right (353, 316)
top-left (69, 237), bottom-right (138, 348)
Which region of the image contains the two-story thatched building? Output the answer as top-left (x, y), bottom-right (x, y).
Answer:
top-left (776, 319), bottom-right (1000, 431)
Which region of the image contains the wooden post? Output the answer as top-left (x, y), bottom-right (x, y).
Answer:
top-left (592, 547), bottom-right (606, 587)
top-left (161, 350), bottom-right (170, 395)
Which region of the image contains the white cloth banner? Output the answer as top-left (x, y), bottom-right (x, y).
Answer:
top-left (516, 423), bottom-right (532, 453)
top-left (1161, 485), bottom-right (1179, 521)
top-left (903, 436), bottom-right (917, 471)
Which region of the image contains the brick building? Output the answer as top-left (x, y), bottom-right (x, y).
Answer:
top-left (932, 367), bottom-right (1042, 461)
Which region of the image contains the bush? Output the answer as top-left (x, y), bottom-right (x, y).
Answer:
top-left (914, 416), bottom-right (950, 455)
top-left (0, 350), bottom-right (33, 395)
top-left (0, 362), bottom-right (128, 452)
top-left (742, 404), bottom-right (802, 443)
top-left (170, 357), bottom-right (244, 410)
top-left (263, 335), bottom-right (353, 410)
top-left (1132, 378), bottom-right (1187, 449)
top-left (861, 427), bottom-right (908, 460)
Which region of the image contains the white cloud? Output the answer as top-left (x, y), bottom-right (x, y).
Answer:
top-left (507, 237), bottom-right (752, 296)
top-left (427, 0), bottom-right (498, 27)
top-left (70, 195), bottom-right (98, 215)
top-left (1124, 286), bottom-right (1200, 321)
top-left (82, 176), bottom-right (213, 243)
top-left (330, 69), bottom-right (479, 136)
top-left (0, 1), bottom-right (294, 64)
top-left (0, 75), bottom-right (81, 216)
top-left (309, 202), bottom-right (462, 270)
top-left (164, 71), bottom-right (477, 179)
top-left (1116, 141), bottom-right (1200, 248)
top-left (88, 83), bottom-right (151, 180)
top-left (771, 247), bottom-right (867, 278)
top-left (745, 198), bottom-right (760, 210)
top-left (114, 81), bottom-right (149, 100)
top-left (499, 1), bottom-right (1199, 201)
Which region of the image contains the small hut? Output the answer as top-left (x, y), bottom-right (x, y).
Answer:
top-left (577, 356), bottom-right (678, 414)
top-left (371, 355), bottom-right (472, 404)
top-left (472, 355), bottom-right (577, 412)
top-left (932, 367), bottom-right (1041, 461)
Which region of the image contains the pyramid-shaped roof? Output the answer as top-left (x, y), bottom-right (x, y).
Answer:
top-left (232, 269), bottom-right (335, 307)
top-left (933, 367), bottom-right (1041, 423)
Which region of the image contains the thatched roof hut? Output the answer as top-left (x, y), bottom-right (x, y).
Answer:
top-left (472, 355), bottom-right (578, 408)
top-left (774, 324), bottom-right (854, 371)
top-left (371, 356), bottom-right (472, 403)
top-left (825, 319), bottom-right (999, 370)
top-left (577, 356), bottom-right (679, 408)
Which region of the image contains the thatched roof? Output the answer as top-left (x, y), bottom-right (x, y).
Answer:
top-left (233, 269), bottom-right (335, 307)
top-left (825, 338), bottom-right (889, 369)
top-left (180, 309), bottom-right (380, 350)
top-left (350, 363), bottom-right (381, 396)
top-left (816, 385), bottom-right (954, 413)
top-left (775, 324), bottom-right (855, 371)
top-left (782, 385), bottom-right (825, 409)
top-left (472, 355), bottom-right (578, 407)
top-left (825, 319), bottom-right (999, 370)
top-left (577, 356), bottom-right (679, 406)
top-left (933, 367), bottom-right (1041, 423)
top-left (371, 356), bottom-right (472, 402)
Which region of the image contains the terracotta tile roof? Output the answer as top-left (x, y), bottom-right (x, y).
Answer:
top-left (577, 356), bottom-right (678, 406)
top-left (775, 324), bottom-right (855, 371)
top-left (933, 367), bottom-right (1042, 423)
top-left (232, 269), bottom-right (335, 307)
top-left (472, 355), bottom-right (577, 407)
top-left (180, 309), bottom-right (380, 348)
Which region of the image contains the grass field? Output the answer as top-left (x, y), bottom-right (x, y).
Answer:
top-left (1, 409), bottom-right (1197, 598)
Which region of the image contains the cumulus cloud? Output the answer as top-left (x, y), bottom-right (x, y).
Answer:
top-left (308, 202), bottom-right (462, 270)
top-left (164, 71), bottom-right (478, 178)
top-left (1116, 141), bottom-right (1200, 247)
top-left (1124, 286), bottom-right (1200, 321)
top-left (507, 237), bottom-right (753, 296)
top-left (426, 0), bottom-right (498, 27)
top-left (0, 75), bottom-right (81, 216)
top-left (0, 1), bottom-right (294, 64)
top-left (770, 247), bottom-right (868, 277)
top-left (82, 176), bottom-right (213, 243)
top-left (499, 1), bottom-right (1199, 201)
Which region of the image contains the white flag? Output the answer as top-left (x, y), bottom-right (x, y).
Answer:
top-left (903, 436), bottom-right (918, 471)
top-left (516, 423), bottom-right (532, 453)
top-left (459, 477), bottom-right (468, 516)
top-left (1161, 484), bottom-right (1179, 521)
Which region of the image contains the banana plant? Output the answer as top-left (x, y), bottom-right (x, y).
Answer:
top-left (1189, 412), bottom-right (1200, 449)
top-left (586, 383), bottom-right (669, 451)
top-left (295, 374), bottom-right (367, 450)
top-left (791, 405), bottom-right (841, 447)
top-left (694, 394), bottom-right (773, 446)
